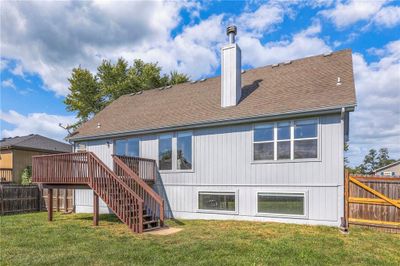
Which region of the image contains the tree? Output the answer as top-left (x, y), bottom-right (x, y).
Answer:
top-left (376, 148), bottom-right (395, 168)
top-left (352, 147), bottom-right (396, 174)
top-left (64, 58), bottom-right (189, 128)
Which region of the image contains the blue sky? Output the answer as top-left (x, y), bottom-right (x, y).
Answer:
top-left (1, 0), bottom-right (399, 166)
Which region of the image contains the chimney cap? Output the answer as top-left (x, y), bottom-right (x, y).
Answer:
top-left (226, 25), bottom-right (237, 36)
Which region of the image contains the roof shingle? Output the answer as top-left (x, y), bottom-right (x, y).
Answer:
top-left (0, 134), bottom-right (72, 152)
top-left (71, 49), bottom-right (356, 140)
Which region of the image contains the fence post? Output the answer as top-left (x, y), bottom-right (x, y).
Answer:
top-left (93, 191), bottom-right (99, 226)
top-left (344, 169), bottom-right (349, 231)
top-left (48, 188), bottom-right (53, 221)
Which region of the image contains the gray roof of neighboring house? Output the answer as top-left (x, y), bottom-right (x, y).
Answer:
top-left (373, 160), bottom-right (400, 173)
top-left (0, 134), bottom-right (72, 153)
top-left (70, 49), bottom-right (357, 141)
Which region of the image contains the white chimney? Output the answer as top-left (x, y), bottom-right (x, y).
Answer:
top-left (221, 25), bottom-right (241, 108)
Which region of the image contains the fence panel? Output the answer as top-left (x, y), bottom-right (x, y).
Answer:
top-left (0, 184), bottom-right (74, 215)
top-left (42, 189), bottom-right (74, 212)
top-left (346, 173), bottom-right (400, 233)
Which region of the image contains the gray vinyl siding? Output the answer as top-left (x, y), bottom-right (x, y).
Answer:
top-left (75, 114), bottom-right (345, 226)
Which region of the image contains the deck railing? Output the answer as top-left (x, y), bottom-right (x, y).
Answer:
top-left (113, 155), bottom-right (157, 182)
top-left (32, 152), bottom-right (145, 233)
top-left (32, 152), bottom-right (90, 184)
top-left (0, 168), bottom-right (13, 182)
top-left (113, 155), bottom-right (164, 225)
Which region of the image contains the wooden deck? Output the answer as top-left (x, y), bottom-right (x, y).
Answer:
top-left (32, 152), bottom-right (164, 233)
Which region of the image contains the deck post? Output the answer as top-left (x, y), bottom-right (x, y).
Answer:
top-left (48, 188), bottom-right (53, 221)
top-left (93, 191), bottom-right (99, 226)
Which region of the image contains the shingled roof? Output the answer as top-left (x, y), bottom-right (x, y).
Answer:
top-left (70, 49), bottom-right (356, 140)
top-left (0, 134), bottom-right (72, 153)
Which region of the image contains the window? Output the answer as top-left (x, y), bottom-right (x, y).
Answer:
top-left (257, 192), bottom-right (305, 216)
top-left (294, 119), bottom-right (318, 159)
top-left (177, 132), bottom-right (192, 170)
top-left (159, 134), bottom-right (172, 170)
top-left (159, 131), bottom-right (193, 171)
top-left (277, 122), bottom-right (290, 160)
top-left (115, 138), bottom-right (140, 157)
top-left (198, 192), bottom-right (236, 212)
top-left (253, 124), bottom-right (274, 160)
top-left (76, 143), bottom-right (86, 152)
top-left (253, 118), bottom-right (319, 161)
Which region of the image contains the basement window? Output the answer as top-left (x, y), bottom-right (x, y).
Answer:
top-left (198, 192), bottom-right (236, 212)
top-left (257, 192), bottom-right (306, 217)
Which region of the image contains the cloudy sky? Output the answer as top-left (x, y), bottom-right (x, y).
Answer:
top-left (1, 0), bottom-right (399, 166)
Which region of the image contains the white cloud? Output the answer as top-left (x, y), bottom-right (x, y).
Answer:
top-left (239, 21), bottom-right (331, 67)
top-left (0, 1), bottom-right (185, 96)
top-left (0, 59), bottom-right (9, 71)
top-left (372, 5), bottom-right (400, 28)
top-left (0, 110), bottom-right (76, 141)
top-left (321, 0), bottom-right (388, 28)
top-left (1, 78), bottom-right (16, 90)
top-left (348, 40), bottom-right (400, 165)
top-left (236, 3), bottom-right (286, 36)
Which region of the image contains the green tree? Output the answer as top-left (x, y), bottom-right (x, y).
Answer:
top-left (21, 166), bottom-right (32, 185)
top-left (376, 148), bottom-right (395, 168)
top-left (64, 67), bottom-right (102, 125)
top-left (64, 58), bottom-right (189, 128)
top-left (360, 149), bottom-right (378, 174)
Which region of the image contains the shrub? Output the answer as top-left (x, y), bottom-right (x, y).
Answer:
top-left (21, 166), bottom-right (32, 185)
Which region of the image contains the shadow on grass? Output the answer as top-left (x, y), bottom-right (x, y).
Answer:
top-left (76, 214), bottom-right (122, 223)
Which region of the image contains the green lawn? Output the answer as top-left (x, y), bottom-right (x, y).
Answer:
top-left (1, 212), bottom-right (399, 265)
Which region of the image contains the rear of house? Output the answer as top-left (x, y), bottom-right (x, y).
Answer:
top-left (68, 27), bottom-right (356, 227)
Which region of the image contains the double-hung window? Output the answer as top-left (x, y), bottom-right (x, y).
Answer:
top-left (293, 119), bottom-right (318, 159)
top-left (253, 124), bottom-right (274, 160)
top-left (115, 137), bottom-right (140, 157)
top-left (253, 118), bottom-right (319, 161)
top-left (159, 131), bottom-right (193, 171)
top-left (159, 134), bottom-right (173, 170)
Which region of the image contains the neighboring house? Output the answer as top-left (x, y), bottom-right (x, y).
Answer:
top-left (55, 26), bottom-right (357, 228)
top-left (373, 161), bottom-right (400, 177)
top-left (0, 134), bottom-right (72, 183)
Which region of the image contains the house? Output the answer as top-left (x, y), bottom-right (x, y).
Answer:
top-left (32, 26), bottom-right (356, 232)
top-left (0, 134), bottom-right (72, 183)
top-left (373, 161), bottom-right (400, 177)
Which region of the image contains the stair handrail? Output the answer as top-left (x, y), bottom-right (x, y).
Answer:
top-left (88, 152), bottom-right (144, 204)
top-left (112, 155), bottom-right (164, 224)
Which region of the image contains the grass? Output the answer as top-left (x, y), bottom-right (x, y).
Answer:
top-left (1, 212), bottom-right (399, 266)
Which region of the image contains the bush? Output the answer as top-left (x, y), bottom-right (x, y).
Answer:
top-left (21, 166), bottom-right (32, 185)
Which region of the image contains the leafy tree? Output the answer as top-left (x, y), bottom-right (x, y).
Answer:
top-left (21, 166), bottom-right (32, 185)
top-left (376, 148), bottom-right (395, 168)
top-left (64, 58), bottom-right (189, 129)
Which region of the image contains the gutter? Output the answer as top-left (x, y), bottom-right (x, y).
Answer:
top-left (68, 104), bottom-right (356, 142)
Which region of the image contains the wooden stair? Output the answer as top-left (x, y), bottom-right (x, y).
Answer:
top-left (32, 152), bottom-right (164, 233)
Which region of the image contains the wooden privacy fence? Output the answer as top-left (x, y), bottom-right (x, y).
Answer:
top-left (0, 183), bottom-right (74, 215)
top-left (42, 188), bottom-right (74, 213)
top-left (344, 172), bottom-right (400, 233)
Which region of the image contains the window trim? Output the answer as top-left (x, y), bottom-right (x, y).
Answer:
top-left (252, 117), bottom-right (321, 163)
top-left (114, 137), bottom-right (141, 157)
top-left (158, 131), bottom-right (194, 173)
top-left (196, 190), bottom-right (239, 215)
top-left (256, 191), bottom-right (308, 219)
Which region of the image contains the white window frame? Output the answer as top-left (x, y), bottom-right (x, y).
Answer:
top-left (197, 190), bottom-right (238, 215)
top-left (158, 131), bottom-right (194, 173)
top-left (252, 117), bottom-right (320, 163)
top-left (75, 142), bottom-right (86, 152)
top-left (253, 123), bottom-right (275, 161)
top-left (256, 191), bottom-right (308, 219)
top-left (114, 137), bottom-right (141, 157)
